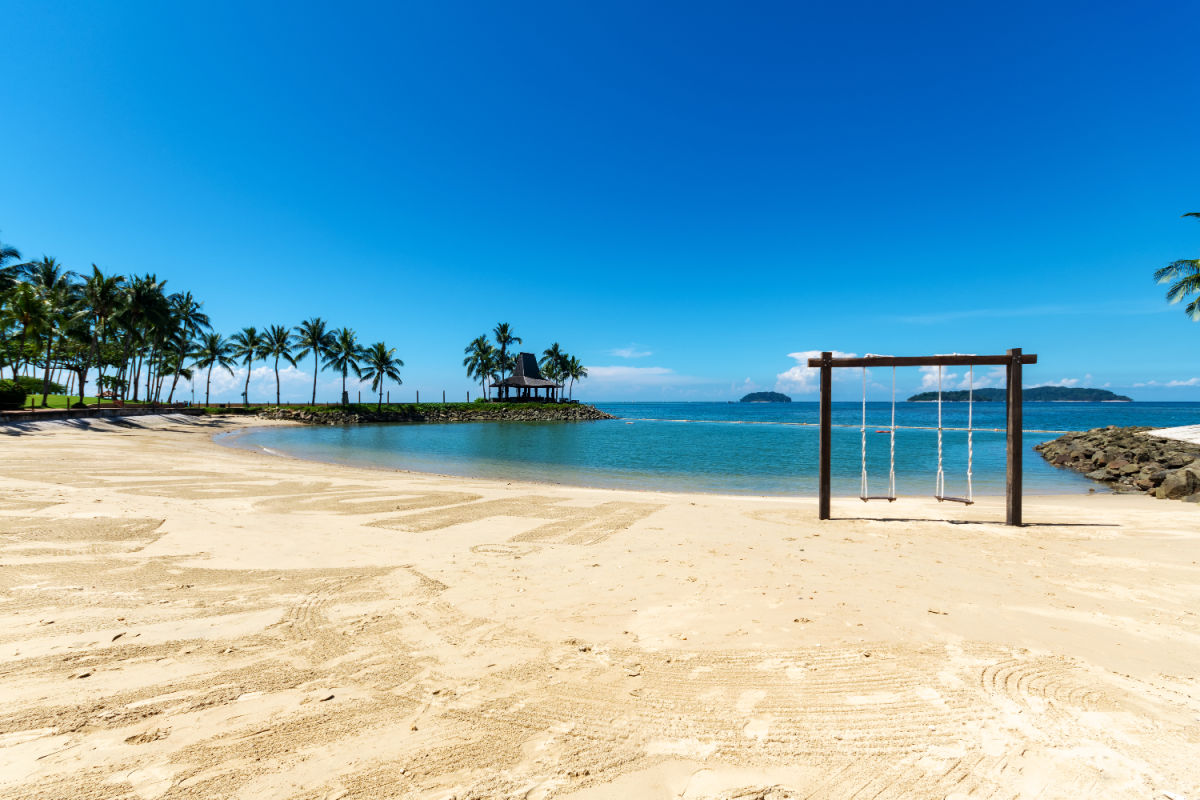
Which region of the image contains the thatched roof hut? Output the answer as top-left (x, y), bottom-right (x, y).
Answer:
top-left (493, 353), bottom-right (560, 400)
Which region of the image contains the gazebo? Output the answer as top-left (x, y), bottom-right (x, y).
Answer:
top-left (493, 352), bottom-right (560, 401)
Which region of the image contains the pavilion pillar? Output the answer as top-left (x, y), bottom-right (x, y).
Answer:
top-left (818, 351), bottom-right (832, 521)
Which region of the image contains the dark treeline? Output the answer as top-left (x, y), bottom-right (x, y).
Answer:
top-left (0, 235), bottom-right (402, 408)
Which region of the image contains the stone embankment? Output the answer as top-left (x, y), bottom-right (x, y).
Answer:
top-left (255, 403), bottom-right (615, 426)
top-left (1035, 426), bottom-right (1200, 502)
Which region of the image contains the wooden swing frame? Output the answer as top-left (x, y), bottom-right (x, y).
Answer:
top-left (808, 348), bottom-right (1038, 526)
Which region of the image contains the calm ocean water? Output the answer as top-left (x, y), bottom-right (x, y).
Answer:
top-left (224, 402), bottom-right (1200, 496)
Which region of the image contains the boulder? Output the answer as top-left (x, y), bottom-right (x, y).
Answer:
top-left (1156, 467), bottom-right (1200, 500)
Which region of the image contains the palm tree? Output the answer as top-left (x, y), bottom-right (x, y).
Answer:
top-left (164, 291), bottom-right (210, 404)
top-left (324, 327), bottom-right (365, 405)
top-left (463, 335), bottom-right (498, 400)
top-left (261, 324), bottom-right (296, 406)
top-left (115, 274), bottom-right (171, 402)
top-left (293, 317), bottom-right (335, 405)
top-left (5, 282), bottom-right (44, 381)
top-left (566, 355), bottom-right (587, 400)
top-left (24, 257), bottom-right (79, 406)
top-left (1154, 212), bottom-right (1200, 322)
top-left (229, 326), bottom-right (265, 405)
top-left (0, 237), bottom-right (20, 295)
top-left (492, 322), bottom-right (521, 380)
top-left (359, 341), bottom-right (404, 411)
top-left (540, 342), bottom-right (568, 400)
top-left (192, 332), bottom-right (235, 405)
top-left (81, 266), bottom-right (125, 406)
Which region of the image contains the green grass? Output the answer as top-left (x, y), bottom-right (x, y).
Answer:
top-left (16, 394), bottom-right (148, 410)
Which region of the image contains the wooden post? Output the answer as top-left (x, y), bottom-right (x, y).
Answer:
top-left (818, 351), bottom-right (832, 520)
top-left (442, 390), bottom-right (445, 404)
top-left (1006, 347), bottom-right (1023, 526)
top-left (416, 390), bottom-right (419, 403)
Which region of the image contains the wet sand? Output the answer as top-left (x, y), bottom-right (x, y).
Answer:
top-left (1, 414), bottom-right (1198, 799)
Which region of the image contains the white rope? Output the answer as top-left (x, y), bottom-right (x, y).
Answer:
top-left (888, 365), bottom-right (896, 500)
top-left (967, 365), bottom-right (974, 502)
top-left (935, 365), bottom-right (945, 500)
top-left (860, 366), bottom-right (868, 499)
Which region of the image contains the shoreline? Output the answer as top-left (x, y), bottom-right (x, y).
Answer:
top-left (2, 415), bottom-right (1198, 798)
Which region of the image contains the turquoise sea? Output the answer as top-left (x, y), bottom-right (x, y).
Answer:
top-left (223, 402), bottom-right (1200, 496)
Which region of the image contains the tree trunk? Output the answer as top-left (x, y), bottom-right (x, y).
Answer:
top-left (243, 360), bottom-right (252, 406)
top-left (311, 356), bottom-right (319, 405)
top-left (40, 334), bottom-right (54, 406)
top-left (274, 356), bottom-right (281, 406)
top-left (205, 364), bottom-right (213, 405)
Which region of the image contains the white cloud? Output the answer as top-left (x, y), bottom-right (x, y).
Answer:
top-left (774, 351), bottom-right (857, 394)
top-left (1134, 377), bottom-right (1200, 387)
top-left (584, 365), bottom-right (704, 386)
top-left (1035, 377), bottom-right (1081, 388)
top-left (918, 365), bottom-right (1005, 391)
top-left (609, 345), bottom-right (653, 359)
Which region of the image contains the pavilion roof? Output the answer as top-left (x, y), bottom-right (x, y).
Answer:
top-left (494, 352), bottom-right (560, 388)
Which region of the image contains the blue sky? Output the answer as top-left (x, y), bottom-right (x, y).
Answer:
top-left (2, 1), bottom-right (1198, 402)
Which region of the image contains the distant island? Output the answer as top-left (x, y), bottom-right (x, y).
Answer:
top-left (907, 387), bottom-right (1132, 402)
top-left (740, 391), bottom-right (792, 403)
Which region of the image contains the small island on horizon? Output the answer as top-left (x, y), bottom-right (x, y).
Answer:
top-left (740, 391), bottom-right (792, 403)
top-left (907, 387), bottom-right (1133, 402)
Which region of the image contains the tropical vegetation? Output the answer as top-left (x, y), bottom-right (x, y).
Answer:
top-left (0, 233), bottom-right (404, 409)
top-left (462, 324), bottom-right (588, 400)
top-left (1154, 211), bottom-right (1200, 322)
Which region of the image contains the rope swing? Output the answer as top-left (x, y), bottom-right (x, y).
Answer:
top-left (859, 363), bottom-right (897, 502)
top-left (934, 364), bottom-right (975, 505)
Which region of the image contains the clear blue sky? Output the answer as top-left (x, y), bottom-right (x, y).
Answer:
top-left (2, 1), bottom-right (1198, 402)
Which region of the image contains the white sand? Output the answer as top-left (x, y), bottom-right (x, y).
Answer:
top-left (1, 415), bottom-right (1198, 799)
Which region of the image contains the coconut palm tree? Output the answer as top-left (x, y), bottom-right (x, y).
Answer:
top-left (324, 327), bottom-right (366, 405)
top-left (359, 341), bottom-right (404, 411)
top-left (463, 335), bottom-right (498, 400)
top-left (4, 282), bottom-right (44, 381)
top-left (24, 257), bottom-right (79, 406)
top-left (293, 317), bottom-right (335, 405)
top-left (1154, 212), bottom-right (1200, 322)
top-left (81, 266), bottom-right (125, 406)
top-left (229, 326), bottom-right (265, 405)
top-left (566, 355), bottom-right (587, 400)
top-left (539, 342), bottom-right (568, 399)
top-left (0, 238), bottom-right (20, 295)
top-left (492, 322), bottom-right (521, 380)
top-left (163, 291), bottom-right (211, 404)
top-left (261, 324), bottom-right (296, 406)
top-left (115, 274), bottom-right (170, 402)
top-left (192, 332), bottom-right (235, 405)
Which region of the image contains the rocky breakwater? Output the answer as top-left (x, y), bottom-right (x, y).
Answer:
top-left (255, 403), bottom-right (616, 426)
top-left (1035, 426), bottom-right (1200, 502)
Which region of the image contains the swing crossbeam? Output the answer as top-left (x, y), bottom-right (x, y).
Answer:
top-left (811, 349), bottom-right (1037, 526)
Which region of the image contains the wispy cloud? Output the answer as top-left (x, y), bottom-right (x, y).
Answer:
top-left (1133, 377), bottom-right (1200, 387)
top-left (609, 345), bottom-right (653, 359)
top-left (892, 302), bottom-right (1170, 325)
top-left (585, 365), bottom-right (704, 386)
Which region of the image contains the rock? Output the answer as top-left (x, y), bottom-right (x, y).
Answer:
top-left (1184, 492), bottom-right (1200, 504)
top-left (1156, 467), bottom-right (1200, 500)
top-left (1039, 427), bottom-right (1200, 503)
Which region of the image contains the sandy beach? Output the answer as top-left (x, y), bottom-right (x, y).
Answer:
top-left (1, 415), bottom-right (1198, 799)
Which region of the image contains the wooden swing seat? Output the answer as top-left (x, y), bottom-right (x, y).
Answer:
top-left (860, 496), bottom-right (897, 502)
top-left (935, 495), bottom-right (974, 505)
